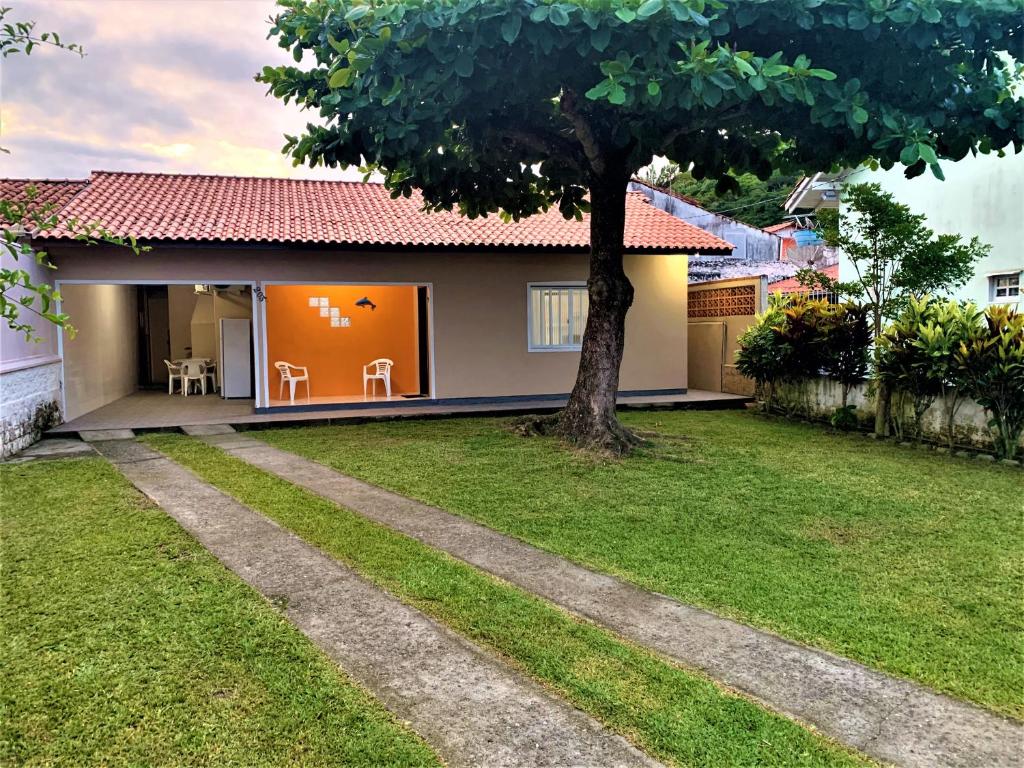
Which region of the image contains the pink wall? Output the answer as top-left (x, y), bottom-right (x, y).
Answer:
top-left (0, 241), bottom-right (58, 373)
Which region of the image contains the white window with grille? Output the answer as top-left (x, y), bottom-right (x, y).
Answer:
top-left (527, 283), bottom-right (589, 351)
top-left (989, 272), bottom-right (1021, 303)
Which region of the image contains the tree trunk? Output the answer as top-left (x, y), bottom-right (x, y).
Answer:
top-left (870, 307), bottom-right (889, 436)
top-left (555, 170), bottom-right (642, 455)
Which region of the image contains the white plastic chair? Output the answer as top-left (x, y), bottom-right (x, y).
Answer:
top-left (363, 358), bottom-right (394, 398)
top-left (164, 360), bottom-right (182, 395)
top-left (203, 360), bottom-right (218, 393)
top-left (180, 360), bottom-right (206, 397)
top-left (275, 361), bottom-right (310, 404)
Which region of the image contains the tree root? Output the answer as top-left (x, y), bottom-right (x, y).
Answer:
top-left (508, 411), bottom-right (649, 457)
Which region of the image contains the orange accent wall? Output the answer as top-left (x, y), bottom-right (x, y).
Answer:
top-left (265, 284), bottom-right (420, 398)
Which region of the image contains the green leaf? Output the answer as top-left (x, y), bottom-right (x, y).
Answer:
top-left (608, 83), bottom-right (627, 104)
top-left (647, 80), bottom-right (660, 96)
top-left (922, 6), bottom-right (941, 24)
top-left (851, 106), bottom-right (869, 124)
top-left (847, 9), bottom-right (870, 31)
top-left (636, 0), bottom-right (664, 19)
top-left (807, 68), bottom-right (836, 80)
top-left (529, 6), bottom-right (549, 22)
top-left (548, 5), bottom-right (570, 26)
top-left (733, 57), bottom-right (756, 77)
top-left (344, 6), bottom-right (369, 22)
top-left (454, 52), bottom-right (474, 77)
top-left (929, 162), bottom-right (944, 180)
top-left (500, 14), bottom-right (521, 43)
top-left (615, 8), bottom-right (636, 23)
top-left (584, 80), bottom-right (613, 100)
top-left (900, 143), bottom-right (920, 165)
top-left (749, 74), bottom-right (767, 91)
top-left (916, 142), bottom-right (938, 165)
top-left (328, 67), bottom-right (352, 88)
top-left (590, 26), bottom-right (611, 52)
top-left (327, 34), bottom-right (349, 54)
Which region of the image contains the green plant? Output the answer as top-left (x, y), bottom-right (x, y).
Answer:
top-left (879, 297), bottom-right (944, 441)
top-left (258, 0), bottom-right (1023, 454)
top-left (814, 183), bottom-right (990, 435)
top-left (915, 301), bottom-right (983, 448)
top-left (822, 303), bottom-right (871, 413)
top-left (829, 404), bottom-right (859, 431)
top-left (735, 297), bottom-right (788, 412)
top-left (955, 305), bottom-right (1024, 460)
top-left (738, 298), bottom-right (871, 421)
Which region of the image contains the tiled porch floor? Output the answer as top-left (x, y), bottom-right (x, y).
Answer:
top-left (51, 388), bottom-right (749, 434)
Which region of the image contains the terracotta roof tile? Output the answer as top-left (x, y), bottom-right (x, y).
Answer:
top-left (0, 179), bottom-right (88, 225)
top-left (15, 171), bottom-right (732, 254)
top-left (769, 263), bottom-right (839, 293)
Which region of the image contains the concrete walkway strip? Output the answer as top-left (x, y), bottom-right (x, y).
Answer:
top-left (93, 439), bottom-right (658, 768)
top-left (202, 430), bottom-right (1024, 768)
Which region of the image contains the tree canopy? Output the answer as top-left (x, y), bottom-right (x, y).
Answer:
top-left (260, 0), bottom-right (1023, 218)
top-left (813, 182), bottom-right (988, 335)
top-left (259, 0), bottom-right (1023, 452)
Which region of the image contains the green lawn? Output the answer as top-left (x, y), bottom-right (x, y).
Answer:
top-left (1, 458), bottom-right (438, 767)
top-left (252, 411), bottom-right (1024, 718)
top-left (145, 433), bottom-right (868, 768)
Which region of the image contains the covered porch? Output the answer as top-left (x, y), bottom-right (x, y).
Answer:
top-left (49, 388), bottom-right (749, 435)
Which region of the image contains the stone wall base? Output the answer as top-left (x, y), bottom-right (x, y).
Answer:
top-left (1, 362), bottom-right (63, 458)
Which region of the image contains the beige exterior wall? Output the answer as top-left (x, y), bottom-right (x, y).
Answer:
top-left (49, 245), bottom-right (688, 406)
top-left (60, 283), bottom-right (138, 420)
top-left (687, 276), bottom-right (767, 396)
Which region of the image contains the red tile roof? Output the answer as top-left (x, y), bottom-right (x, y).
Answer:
top-left (769, 263), bottom-right (839, 293)
top-left (763, 221), bottom-right (796, 234)
top-left (17, 171), bottom-right (733, 254)
top-left (0, 179), bottom-right (87, 225)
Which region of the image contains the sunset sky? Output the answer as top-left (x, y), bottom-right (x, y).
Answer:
top-left (1, 0), bottom-right (358, 180)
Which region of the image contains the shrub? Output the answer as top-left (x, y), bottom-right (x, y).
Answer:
top-left (735, 298), bottom-right (788, 412)
top-left (879, 297), bottom-right (944, 441)
top-left (737, 296), bottom-right (870, 422)
top-left (954, 305), bottom-right (1024, 460)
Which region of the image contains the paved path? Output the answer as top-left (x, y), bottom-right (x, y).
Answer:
top-left (94, 438), bottom-right (658, 768)
top-left (202, 430), bottom-right (1024, 768)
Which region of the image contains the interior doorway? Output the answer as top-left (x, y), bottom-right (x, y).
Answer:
top-left (137, 285), bottom-right (171, 388)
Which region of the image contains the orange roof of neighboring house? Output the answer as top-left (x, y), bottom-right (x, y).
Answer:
top-left (0, 178), bottom-right (88, 225)
top-left (14, 171), bottom-right (733, 254)
top-left (769, 263), bottom-right (839, 293)
top-left (763, 221), bottom-right (797, 234)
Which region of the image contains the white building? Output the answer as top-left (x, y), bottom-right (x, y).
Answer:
top-left (785, 152), bottom-right (1023, 308)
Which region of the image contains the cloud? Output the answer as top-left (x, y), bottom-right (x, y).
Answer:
top-left (1, 0), bottom-right (360, 181)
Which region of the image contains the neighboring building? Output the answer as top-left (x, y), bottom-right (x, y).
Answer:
top-left (784, 154), bottom-right (1023, 308)
top-left (768, 263), bottom-right (840, 301)
top-left (0, 171), bottom-right (732, 449)
top-left (627, 179), bottom-right (795, 283)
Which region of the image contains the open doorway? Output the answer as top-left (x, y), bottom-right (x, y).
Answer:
top-left (58, 282), bottom-right (256, 422)
top-left (264, 283), bottom-right (432, 407)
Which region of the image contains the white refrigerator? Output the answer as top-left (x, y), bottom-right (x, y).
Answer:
top-left (218, 318), bottom-right (252, 398)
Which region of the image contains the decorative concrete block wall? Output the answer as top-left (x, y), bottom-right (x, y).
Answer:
top-left (0, 361), bottom-right (62, 458)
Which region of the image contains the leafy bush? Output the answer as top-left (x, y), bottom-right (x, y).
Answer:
top-left (737, 296), bottom-right (870, 422)
top-left (735, 298), bottom-right (788, 412)
top-left (879, 298), bottom-right (984, 445)
top-left (878, 298), bottom-right (945, 441)
top-left (954, 305), bottom-right (1024, 460)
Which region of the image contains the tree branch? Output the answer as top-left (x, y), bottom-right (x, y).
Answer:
top-left (559, 89), bottom-right (606, 175)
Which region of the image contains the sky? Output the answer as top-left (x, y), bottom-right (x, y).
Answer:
top-left (1, 0), bottom-right (360, 180)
